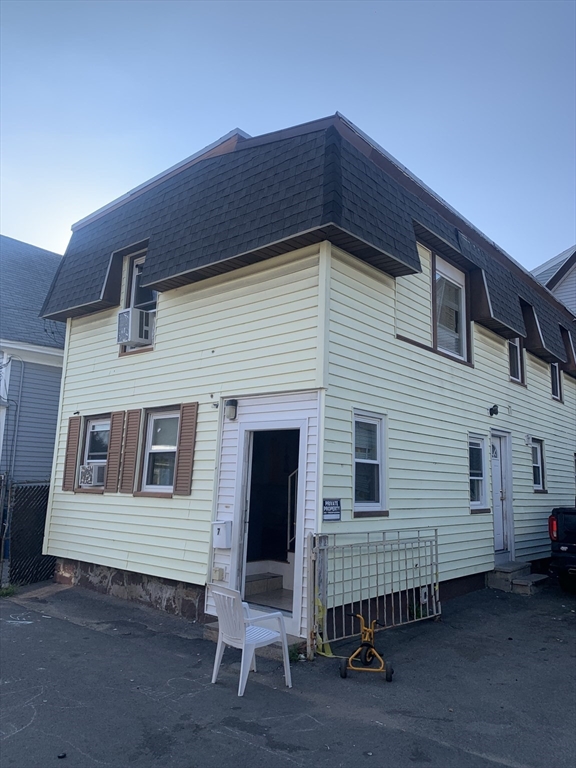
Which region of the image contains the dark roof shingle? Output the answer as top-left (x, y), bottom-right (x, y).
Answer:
top-left (0, 235), bottom-right (64, 349)
top-left (39, 114), bottom-right (574, 368)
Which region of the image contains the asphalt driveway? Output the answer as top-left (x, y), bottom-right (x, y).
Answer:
top-left (1, 581), bottom-right (574, 768)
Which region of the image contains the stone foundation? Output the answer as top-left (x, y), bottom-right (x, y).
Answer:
top-left (54, 558), bottom-right (207, 623)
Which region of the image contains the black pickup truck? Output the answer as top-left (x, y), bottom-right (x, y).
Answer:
top-left (548, 507), bottom-right (576, 591)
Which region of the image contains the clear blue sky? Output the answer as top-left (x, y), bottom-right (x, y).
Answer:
top-left (1, 0), bottom-right (574, 270)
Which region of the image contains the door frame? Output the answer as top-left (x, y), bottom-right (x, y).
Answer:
top-left (231, 417), bottom-right (308, 637)
top-left (491, 430), bottom-right (515, 564)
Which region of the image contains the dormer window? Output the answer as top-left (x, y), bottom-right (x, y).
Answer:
top-left (131, 257), bottom-right (157, 314)
top-left (118, 253), bottom-right (158, 351)
top-left (550, 363), bottom-right (562, 401)
top-left (434, 257), bottom-right (467, 360)
top-left (508, 337), bottom-right (525, 383)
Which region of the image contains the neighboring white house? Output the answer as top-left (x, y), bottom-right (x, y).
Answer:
top-left (533, 245), bottom-right (576, 315)
top-left (40, 115), bottom-right (576, 639)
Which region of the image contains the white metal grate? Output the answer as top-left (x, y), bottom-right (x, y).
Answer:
top-left (309, 528), bottom-right (440, 655)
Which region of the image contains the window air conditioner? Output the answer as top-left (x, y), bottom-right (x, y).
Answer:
top-left (117, 308), bottom-right (153, 346)
top-left (79, 464), bottom-right (106, 486)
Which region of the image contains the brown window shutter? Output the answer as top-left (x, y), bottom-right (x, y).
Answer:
top-left (173, 402), bottom-right (199, 496)
top-left (119, 409), bottom-right (142, 494)
top-left (62, 416), bottom-right (81, 491)
top-left (104, 411), bottom-right (125, 493)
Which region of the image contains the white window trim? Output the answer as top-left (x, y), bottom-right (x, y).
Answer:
top-left (353, 410), bottom-right (386, 514)
top-left (81, 417), bottom-right (110, 487)
top-left (435, 256), bottom-right (467, 361)
top-left (468, 434), bottom-right (487, 509)
top-left (551, 363), bottom-right (562, 401)
top-left (531, 439), bottom-right (545, 491)
top-left (130, 257), bottom-right (156, 311)
top-left (125, 254), bottom-right (157, 349)
top-left (142, 410), bottom-right (180, 492)
top-left (508, 337), bottom-right (524, 383)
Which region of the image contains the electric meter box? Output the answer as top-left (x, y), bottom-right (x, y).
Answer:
top-left (212, 520), bottom-right (232, 549)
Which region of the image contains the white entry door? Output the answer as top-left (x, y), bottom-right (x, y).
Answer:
top-left (491, 434), bottom-right (513, 562)
top-left (207, 391), bottom-right (319, 639)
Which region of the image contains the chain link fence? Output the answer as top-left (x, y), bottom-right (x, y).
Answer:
top-left (0, 476), bottom-right (55, 587)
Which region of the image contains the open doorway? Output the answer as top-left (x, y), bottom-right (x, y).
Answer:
top-left (243, 429), bottom-right (300, 614)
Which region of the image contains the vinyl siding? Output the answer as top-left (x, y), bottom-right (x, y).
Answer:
top-left (0, 360), bottom-right (62, 482)
top-left (552, 267), bottom-right (576, 315)
top-left (395, 243), bottom-right (433, 345)
top-left (323, 247), bottom-right (576, 581)
top-left (44, 248), bottom-right (321, 585)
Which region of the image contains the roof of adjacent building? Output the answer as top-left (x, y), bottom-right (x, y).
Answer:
top-left (40, 113), bottom-right (575, 368)
top-left (1, 235), bottom-right (65, 349)
top-left (532, 245), bottom-right (576, 288)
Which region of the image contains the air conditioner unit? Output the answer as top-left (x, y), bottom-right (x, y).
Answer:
top-left (79, 464), bottom-right (106, 486)
top-left (117, 308), bottom-right (153, 346)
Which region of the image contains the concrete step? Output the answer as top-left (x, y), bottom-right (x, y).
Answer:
top-left (511, 573), bottom-right (548, 596)
top-left (203, 621), bottom-right (303, 660)
top-left (244, 573), bottom-right (283, 596)
top-left (486, 561), bottom-right (532, 592)
top-left (493, 561), bottom-right (532, 575)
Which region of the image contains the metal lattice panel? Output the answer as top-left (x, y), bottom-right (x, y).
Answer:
top-left (310, 528), bottom-right (441, 652)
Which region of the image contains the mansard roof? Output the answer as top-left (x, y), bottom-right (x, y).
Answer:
top-left (41, 114), bottom-right (575, 370)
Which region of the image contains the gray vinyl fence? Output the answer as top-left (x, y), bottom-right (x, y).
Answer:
top-left (309, 528), bottom-right (441, 656)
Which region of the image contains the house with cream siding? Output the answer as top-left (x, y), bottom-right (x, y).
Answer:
top-left (41, 115), bottom-right (576, 639)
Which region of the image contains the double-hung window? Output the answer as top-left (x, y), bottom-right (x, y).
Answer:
top-left (130, 257), bottom-right (157, 313)
top-left (551, 363), bottom-right (562, 401)
top-left (125, 255), bottom-right (157, 348)
top-left (508, 337), bottom-right (524, 383)
top-left (435, 257), bottom-right (467, 360)
top-left (63, 403), bottom-right (198, 496)
top-left (80, 417), bottom-right (110, 487)
top-left (531, 439), bottom-right (545, 491)
top-left (142, 411), bottom-right (180, 492)
top-left (354, 413), bottom-right (385, 515)
top-left (468, 436), bottom-right (486, 509)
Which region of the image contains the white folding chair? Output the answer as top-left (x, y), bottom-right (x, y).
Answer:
top-left (209, 584), bottom-right (293, 697)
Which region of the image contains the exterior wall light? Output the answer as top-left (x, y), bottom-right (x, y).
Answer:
top-left (489, 405), bottom-right (499, 417)
top-left (224, 399), bottom-right (238, 420)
